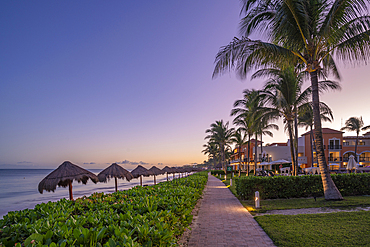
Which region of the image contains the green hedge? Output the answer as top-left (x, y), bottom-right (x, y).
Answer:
top-left (235, 173), bottom-right (370, 200)
top-left (210, 170), bottom-right (225, 175)
top-left (0, 172), bottom-right (208, 247)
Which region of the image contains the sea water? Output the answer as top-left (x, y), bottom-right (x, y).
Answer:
top-left (0, 169), bottom-right (173, 218)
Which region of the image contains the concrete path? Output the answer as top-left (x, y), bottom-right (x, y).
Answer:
top-left (187, 174), bottom-right (275, 247)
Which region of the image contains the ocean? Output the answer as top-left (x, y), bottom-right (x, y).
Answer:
top-left (0, 169), bottom-right (173, 219)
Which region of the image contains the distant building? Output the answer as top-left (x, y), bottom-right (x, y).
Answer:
top-left (229, 127), bottom-right (370, 171)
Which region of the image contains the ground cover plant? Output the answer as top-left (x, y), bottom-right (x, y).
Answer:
top-left (0, 172), bottom-right (207, 247)
top-left (255, 211), bottom-right (370, 247)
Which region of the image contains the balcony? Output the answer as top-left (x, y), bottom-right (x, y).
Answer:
top-left (327, 145), bottom-right (342, 150)
top-left (328, 157), bottom-right (342, 162)
top-left (359, 157), bottom-right (370, 162)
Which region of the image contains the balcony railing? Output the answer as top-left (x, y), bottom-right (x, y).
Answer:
top-left (359, 157), bottom-right (370, 162)
top-left (327, 145), bottom-right (342, 150)
top-left (328, 157), bottom-right (342, 162)
top-left (314, 145), bottom-right (343, 150)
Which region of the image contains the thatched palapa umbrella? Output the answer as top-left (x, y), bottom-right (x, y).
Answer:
top-left (149, 166), bottom-right (164, 185)
top-left (98, 163), bottom-right (133, 192)
top-left (38, 161), bottom-right (98, 200)
top-left (131, 165), bottom-right (154, 186)
top-left (162, 166), bottom-right (174, 181)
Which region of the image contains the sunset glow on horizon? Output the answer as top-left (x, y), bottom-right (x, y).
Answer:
top-left (1, 1), bottom-right (370, 169)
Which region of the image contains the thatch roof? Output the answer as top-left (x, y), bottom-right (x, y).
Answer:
top-left (149, 166), bottom-right (165, 175)
top-left (131, 165), bottom-right (154, 178)
top-left (162, 166), bottom-right (174, 174)
top-left (98, 163), bottom-right (133, 182)
top-left (183, 167), bottom-right (193, 173)
top-left (172, 167), bottom-right (184, 173)
top-left (38, 161), bottom-right (98, 193)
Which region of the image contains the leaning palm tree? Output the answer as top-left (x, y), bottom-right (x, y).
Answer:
top-left (231, 128), bottom-right (248, 177)
top-left (213, 0), bottom-right (368, 198)
top-left (298, 103), bottom-right (334, 166)
top-left (205, 120), bottom-right (235, 175)
top-left (341, 117), bottom-right (370, 162)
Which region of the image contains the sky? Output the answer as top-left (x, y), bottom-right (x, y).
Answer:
top-left (1, 1), bottom-right (370, 169)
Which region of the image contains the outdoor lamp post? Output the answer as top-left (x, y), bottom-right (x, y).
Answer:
top-left (255, 191), bottom-right (260, 208)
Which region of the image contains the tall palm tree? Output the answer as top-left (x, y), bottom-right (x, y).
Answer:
top-left (205, 120), bottom-right (235, 175)
top-left (298, 103), bottom-right (334, 166)
top-left (341, 117), bottom-right (370, 162)
top-left (256, 115), bottom-right (279, 159)
top-left (231, 89), bottom-right (265, 175)
top-left (213, 0), bottom-right (368, 199)
top-left (233, 115), bottom-right (254, 175)
top-left (231, 128), bottom-right (248, 177)
top-left (202, 142), bottom-right (219, 169)
top-left (255, 67), bottom-right (312, 175)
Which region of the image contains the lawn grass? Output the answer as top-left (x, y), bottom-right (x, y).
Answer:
top-left (214, 172), bottom-right (370, 246)
top-left (255, 211), bottom-right (370, 246)
top-left (241, 195), bottom-right (370, 214)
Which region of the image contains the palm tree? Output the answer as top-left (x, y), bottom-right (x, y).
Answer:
top-left (231, 128), bottom-right (248, 177)
top-left (231, 89), bottom-right (265, 175)
top-left (213, 0), bottom-right (369, 199)
top-left (233, 114), bottom-right (254, 176)
top-left (256, 114), bottom-right (279, 159)
top-left (254, 67), bottom-right (311, 175)
top-left (205, 120), bottom-right (235, 175)
top-left (298, 103), bottom-right (334, 166)
top-left (202, 142), bottom-right (219, 169)
top-left (341, 117), bottom-right (370, 162)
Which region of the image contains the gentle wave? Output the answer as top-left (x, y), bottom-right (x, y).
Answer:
top-left (0, 169), bottom-right (181, 218)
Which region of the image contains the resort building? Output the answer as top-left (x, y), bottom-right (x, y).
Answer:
top-left (229, 127), bottom-right (370, 171)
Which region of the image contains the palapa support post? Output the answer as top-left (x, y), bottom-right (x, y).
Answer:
top-left (166, 173), bottom-right (168, 181)
top-left (68, 180), bottom-right (73, 201)
top-left (154, 175), bottom-right (156, 185)
top-left (115, 177), bottom-right (118, 192)
top-left (140, 175), bottom-right (143, 186)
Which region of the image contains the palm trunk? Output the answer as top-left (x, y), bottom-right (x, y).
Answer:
top-left (311, 124), bottom-right (318, 164)
top-left (287, 120), bottom-right (296, 175)
top-left (247, 135), bottom-right (251, 176)
top-left (221, 143), bottom-right (227, 178)
top-left (254, 133), bottom-right (258, 175)
top-left (238, 145), bottom-right (241, 177)
top-left (310, 70), bottom-right (343, 200)
top-left (355, 132), bottom-right (359, 162)
top-left (260, 132), bottom-right (263, 159)
top-left (310, 125), bottom-right (314, 167)
top-left (294, 111), bottom-right (299, 175)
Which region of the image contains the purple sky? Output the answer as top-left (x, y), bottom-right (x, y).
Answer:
top-left (1, 1), bottom-right (369, 169)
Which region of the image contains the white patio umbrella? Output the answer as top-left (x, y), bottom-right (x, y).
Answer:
top-left (347, 155), bottom-right (358, 173)
top-left (271, 159), bottom-right (290, 164)
top-left (258, 161), bottom-right (272, 170)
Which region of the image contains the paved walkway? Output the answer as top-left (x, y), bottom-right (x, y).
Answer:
top-left (187, 174), bottom-right (275, 247)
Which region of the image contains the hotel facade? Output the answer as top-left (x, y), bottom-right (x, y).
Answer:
top-left (230, 128), bottom-right (370, 170)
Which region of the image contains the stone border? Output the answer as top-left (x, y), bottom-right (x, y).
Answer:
top-left (255, 206), bottom-right (370, 216)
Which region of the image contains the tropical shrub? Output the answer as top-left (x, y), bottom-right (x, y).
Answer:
top-left (0, 172), bottom-right (207, 247)
top-left (210, 170), bottom-right (225, 176)
top-left (235, 173), bottom-right (370, 200)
